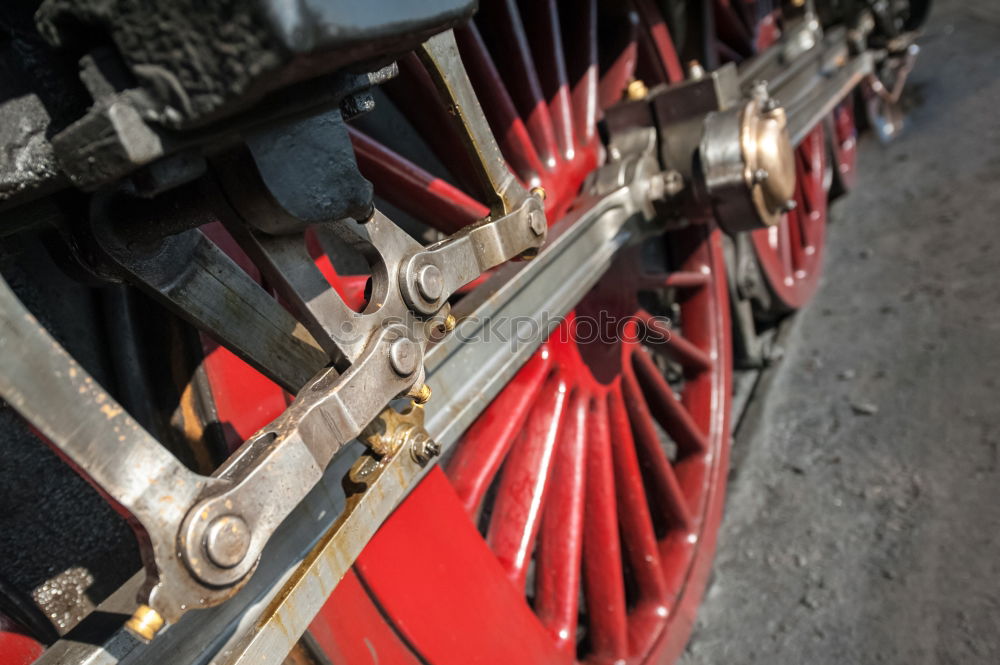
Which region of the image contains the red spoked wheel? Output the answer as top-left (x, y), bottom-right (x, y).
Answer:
top-left (749, 124), bottom-right (829, 311)
top-left (192, 1), bottom-right (732, 663)
top-left (323, 1), bottom-right (730, 664)
top-left (339, 230), bottom-right (732, 665)
top-left (712, 3), bottom-right (835, 311)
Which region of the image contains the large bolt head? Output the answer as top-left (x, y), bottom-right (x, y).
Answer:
top-left (389, 337), bottom-right (419, 376)
top-left (204, 515), bottom-right (251, 569)
top-left (416, 264), bottom-right (444, 302)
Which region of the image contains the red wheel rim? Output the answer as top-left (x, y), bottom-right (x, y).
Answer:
top-left (196, 1), bottom-right (732, 663)
top-left (750, 124), bottom-right (829, 310)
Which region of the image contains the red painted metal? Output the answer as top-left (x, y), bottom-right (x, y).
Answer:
top-left (480, 0), bottom-right (563, 170)
top-left (446, 351), bottom-right (552, 515)
top-left (357, 217), bottom-right (731, 664)
top-left (308, 570), bottom-right (422, 665)
top-left (197, 3), bottom-right (734, 664)
top-left (485, 372), bottom-right (568, 588)
top-left (741, 9), bottom-right (843, 311)
top-left (632, 0), bottom-right (684, 84)
top-left (354, 470), bottom-right (564, 665)
top-left (455, 23), bottom-right (547, 183)
top-left (0, 614), bottom-right (44, 665)
top-left (581, 392), bottom-right (630, 660)
top-left (750, 124), bottom-right (830, 309)
top-left (345, 4), bottom-right (731, 664)
top-left (598, 10), bottom-right (640, 111)
top-left (829, 97), bottom-right (859, 192)
top-left (534, 390), bottom-right (588, 652)
top-left (567, 0), bottom-right (599, 147)
top-left (525, 0), bottom-right (577, 160)
top-left (608, 385), bottom-right (669, 606)
top-left (349, 128), bottom-right (488, 234)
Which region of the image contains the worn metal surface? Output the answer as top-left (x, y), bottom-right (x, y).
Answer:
top-left (737, 22), bottom-right (876, 147)
top-left (30, 125), bottom-right (665, 665)
top-left (0, 275), bottom-right (213, 625)
top-left (3, 3), bottom-right (929, 660)
top-left (36, 0), bottom-right (476, 129)
top-left (4, 25), bottom-right (548, 635)
top-left (416, 30), bottom-right (526, 217)
top-left (87, 208), bottom-right (327, 393)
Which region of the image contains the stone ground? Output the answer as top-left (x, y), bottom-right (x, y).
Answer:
top-left (681, 1), bottom-right (1000, 663)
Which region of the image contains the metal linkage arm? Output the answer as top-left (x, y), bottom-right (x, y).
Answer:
top-left (417, 30), bottom-right (527, 217)
top-left (0, 277), bottom-right (215, 626)
top-left (0, 27), bottom-right (548, 636)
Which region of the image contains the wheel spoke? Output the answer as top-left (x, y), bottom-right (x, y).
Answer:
top-left (567, 0), bottom-right (599, 146)
top-left (598, 9), bottom-right (639, 110)
top-left (778, 214), bottom-right (795, 282)
top-left (455, 24), bottom-right (547, 182)
top-left (632, 348), bottom-right (709, 456)
top-left (786, 201), bottom-right (807, 273)
top-left (487, 371), bottom-right (568, 587)
top-left (621, 363), bottom-right (693, 531)
top-left (796, 145), bottom-right (825, 217)
top-left (633, 0), bottom-right (685, 84)
top-left (349, 129), bottom-right (488, 233)
top-left (525, 0), bottom-right (576, 160)
top-left (638, 308), bottom-right (713, 374)
top-left (479, 0), bottom-right (562, 169)
top-left (582, 394), bottom-right (629, 659)
top-left (535, 389), bottom-right (589, 650)
top-left (448, 351), bottom-right (553, 516)
top-left (384, 53), bottom-right (482, 195)
top-left (608, 385), bottom-right (669, 605)
top-left (712, 0), bottom-right (754, 57)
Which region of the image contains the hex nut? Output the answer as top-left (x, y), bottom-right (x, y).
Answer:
top-left (410, 434), bottom-right (442, 464)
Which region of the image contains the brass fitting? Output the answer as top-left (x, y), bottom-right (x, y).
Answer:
top-left (125, 604), bottom-right (165, 642)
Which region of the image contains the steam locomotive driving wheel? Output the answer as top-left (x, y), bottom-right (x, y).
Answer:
top-left (0, 0), bottom-right (926, 663)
